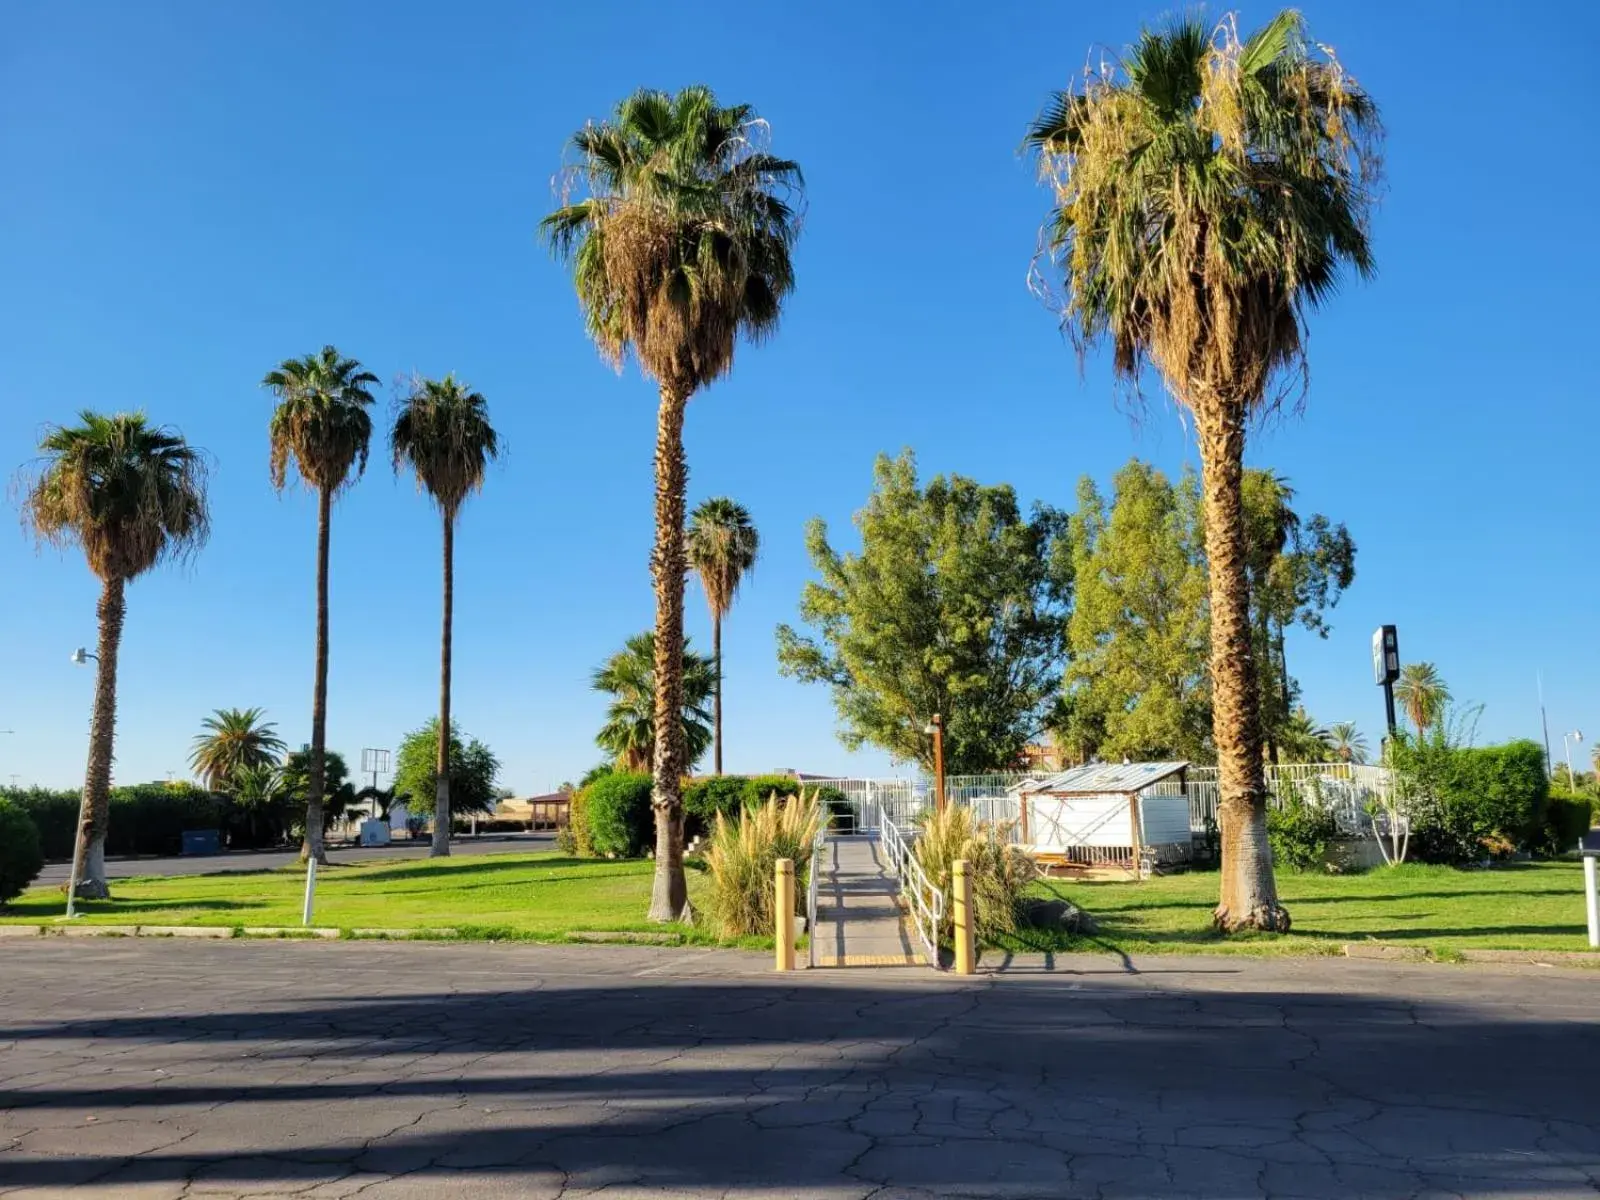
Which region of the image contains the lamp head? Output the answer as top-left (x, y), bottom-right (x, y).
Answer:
top-left (70, 647), bottom-right (88, 666)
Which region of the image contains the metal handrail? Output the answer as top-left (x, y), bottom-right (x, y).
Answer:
top-left (806, 822), bottom-right (826, 968)
top-left (880, 812), bottom-right (944, 968)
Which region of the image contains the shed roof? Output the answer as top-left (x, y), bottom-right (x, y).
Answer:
top-left (1015, 761), bottom-right (1190, 796)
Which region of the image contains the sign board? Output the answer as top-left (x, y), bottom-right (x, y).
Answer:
top-left (1371, 625), bottom-right (1400, 686)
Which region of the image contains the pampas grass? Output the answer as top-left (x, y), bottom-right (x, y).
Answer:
top-left (704, 790), bottom-right (824, 938)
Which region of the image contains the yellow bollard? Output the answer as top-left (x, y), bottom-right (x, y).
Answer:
top-left (953, 859), bottom-right (975, 975)
top-left (774, 858), bottom-right (796, 971)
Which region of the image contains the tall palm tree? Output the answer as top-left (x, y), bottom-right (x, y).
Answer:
top-left (686, 497), bottom-right (759, 775)
top-left (189, 707), bottom-right (287, 791)
top-left (1026, 11), bottom-right (1382, 932)
top-left (592, 633), bottom-right (715, 774)
top-left (543, 86), bottom-right (803, 921)
top-left (1326, 721), bottom-right (1369, 766)
top-left (20, 412), bottom-right (209, 898)
top-left (1277, 708), bottom-right (1331, 763)
top-left (263, 345), bottom-right (377, 864)
top-left (1394, 663), bottom-right (1450, 739)
top-left (391, 375), bottom-right (499, 858)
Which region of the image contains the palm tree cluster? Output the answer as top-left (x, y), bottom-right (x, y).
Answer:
top-left (16, 12), bottom-right (1386, 936)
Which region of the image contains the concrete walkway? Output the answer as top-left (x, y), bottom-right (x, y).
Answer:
top-left (812, 834), bottom-right (921, 967)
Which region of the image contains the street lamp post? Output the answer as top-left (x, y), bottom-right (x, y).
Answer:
top-left (923, 714), bottom-right (946, 815)
top-left (1564, 730), bottom-right (1584, 793)
top-left (65, 647), bottom-right (99, 919)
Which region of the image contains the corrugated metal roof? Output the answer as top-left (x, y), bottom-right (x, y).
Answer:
top-left (1022, 761), bottom-right (1190, 795)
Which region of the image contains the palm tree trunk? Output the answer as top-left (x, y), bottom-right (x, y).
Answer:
top-left (303, 486), bottom-right (331, 865)
top-left (712, 612), bottom-right (723, 776)
top-left (71, 577), bottom-right (125, 900)
top-left (432, 512), bottom-right (454, 858)
top-left (647, 381), bottom-right (691, 922)
top-left (1196, 401), bottom-right (1288, 933)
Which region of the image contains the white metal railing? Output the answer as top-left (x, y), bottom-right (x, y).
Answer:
top-left (806, 822), bottom-right (826, 969)
top-left (809, 764), bottom-right (1394, 838)
top-left (879, 811), bottom-right (944, 969)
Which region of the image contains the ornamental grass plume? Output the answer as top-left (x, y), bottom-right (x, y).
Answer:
top-left (913, 805), bottom-right (1036, 943)
top-left (703, 789), bottom-right (823, 938)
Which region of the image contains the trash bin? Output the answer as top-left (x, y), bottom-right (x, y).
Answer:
top-left (181, 829), bottom-right (221, 856)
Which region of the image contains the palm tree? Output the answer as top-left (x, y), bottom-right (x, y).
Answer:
top-left (20, 412), bottom-right (209, 898)
top-left (542, 86), bottom-right (803, 921)
top-left (189, 707), bottom-right (287, 791)
top-left (592, 633), bottom-right (715, 774)
top-left (686, 497), bottom-right (760, 775)
top-left (1326, 722), bottom-right (1369, 766)
top-left (391, 375), bottom-right (499, 858)
top-left (1394, 663), bottom-right (1450, 739)
top-left (1277, 708), bottom-right (1331, 763)
top-left (263, 345), bottom-right (377, 864)
top-left (1026, 11), bottom-right (1382, 932)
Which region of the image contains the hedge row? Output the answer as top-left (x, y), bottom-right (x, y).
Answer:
top-left (566, 774), bottom-right (852, 860)
top-left (2, 784), bottom-right (226, 860)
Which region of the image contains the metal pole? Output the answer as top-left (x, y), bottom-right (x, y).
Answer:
top-left (953, 859), bottom-right (974, 975)
top-left (774, 858), bottom-right (795, 971)
top-left (1382, 681), bottom-right (1396, 736)
top-left (1584, 856), bottom-right (1598, 950)
top-left (933, 714), bottom-right (946, 814)
top-left (302, 855), bottom-right (318, 927)
top-left (1566, 736), bottom-right (1577, 793)
top-left (63, 787), bottom-right (90, 920)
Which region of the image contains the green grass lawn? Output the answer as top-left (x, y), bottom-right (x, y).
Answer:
top-left (1000, 861), bottom-right (1600, 958)
top-left (0, 851), bottom-right (744, 945)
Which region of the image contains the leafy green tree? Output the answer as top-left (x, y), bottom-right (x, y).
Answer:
top-left (391, 374), bottom-right (500, 857)
top-left (592, 633), bottom-right (715, 774)
top-left (227, 763), bottom-right (289, 848)
top-left (189, 708), bottom-right (287, 792)
top-left (20, 411), bottom-right (210, 898)
top-left (687, 498), bottom-right (760, 776)
top-left (1326, 721), bottom-right (1369, 765)
top-left (393, 720), bottom-right (501, 826)
top-left (263, 346), bottom-right (377, 864)
top-left (1242, 471), bottom-right (1355, 761)
top-left (1027, 10), bottom-right (1382, 931)
top-left (778, 451), bottom-right (1071, 772)
top-left (1062, 463), bottom-right (1210, 763)
top-left (1395, 663), bottom-right (1451, 738)
top-left (543, 87), bottom-right (802, 923)
top-left (280, 748), bottom-right (358, 833)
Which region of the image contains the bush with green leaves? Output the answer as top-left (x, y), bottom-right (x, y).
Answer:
top-left (1266, 781), bottom-right (1338, 871)
top-left (1390, 732), bottom-right (1550, 864)
top-left (3, 787), bottom-right (78, 859)
top-left (0, 796), bottom-right (44, 905)
top-left (581, 772), bottom-right (655, 858)
top-left (1535, 790), bottom-right (1595, 857)
top-left (684, 776), bottom-right (751, 840)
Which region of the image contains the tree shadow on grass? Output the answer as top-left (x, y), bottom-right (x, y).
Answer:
top-left (0, 961), bottom-right (1594, 1195)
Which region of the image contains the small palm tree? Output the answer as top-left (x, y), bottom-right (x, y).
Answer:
top-left (391, 375), bottom-right (499, 858)
top-left (1326, 722), bottom-right (1369, 766)
top-left (190, 708), bottom-right (287, 791)
top-left (1394, 663), bottom-right (1450, 738)
top-left (229, 762), bottom-right (287, 848)
top-left (687, 497), bottom-right (760, 775)
top-left (1277, 708), bottom-right (1331, 763)
top-left (593, 633), bottom-right (715, 774)
top-left (1026, 11), bottom-right (1382, 932)
top-left (20, 412), bottom-right (209, 898)
top-left (543, 86), bottom-right (803, 921)
top-left (263, 345), bottom-right (377, 864)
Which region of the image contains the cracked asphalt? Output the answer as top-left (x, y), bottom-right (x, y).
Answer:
top-left (0, 941), bottom-right (1597, 1198)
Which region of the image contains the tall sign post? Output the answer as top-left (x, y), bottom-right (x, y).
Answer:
top-left (1372, 625), bottom-right (1400, 738)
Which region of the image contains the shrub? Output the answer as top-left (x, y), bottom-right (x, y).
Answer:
top-left (703, 791), bottom-right (824, 938)
top-left (107, 784), bottom-right (223, 857)
top-left (1392, 734), bottom-right (1550, 864)
top-left (744, 775), bottom-right (802, 802)
top-left (1535, 790), bottom-right (1594, 857)
top-left (557, 786), bottom-right (593, 857)
top-left (913, 806), bottom-right (1035, 944)
top-left (0, 797), bottom-right (44, 905)
top-left (3, 788), bottom-right (79, 859)
top-left (684, 776), bottom-right (751, 840)
top-left (1267, 781), bottom-right (1338, 871)
top-left (582, 772), bottom-right (655, 858)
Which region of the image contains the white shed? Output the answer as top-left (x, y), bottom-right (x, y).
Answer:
top-left (1011, 761), bottom-right (1192, 875)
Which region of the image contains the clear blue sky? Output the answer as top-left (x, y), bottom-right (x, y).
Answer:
top-left (2, 1), bottom-right (1595, 792)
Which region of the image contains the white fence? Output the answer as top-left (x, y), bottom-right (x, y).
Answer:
top-left (807, 763), bottom-right (1394, 839)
